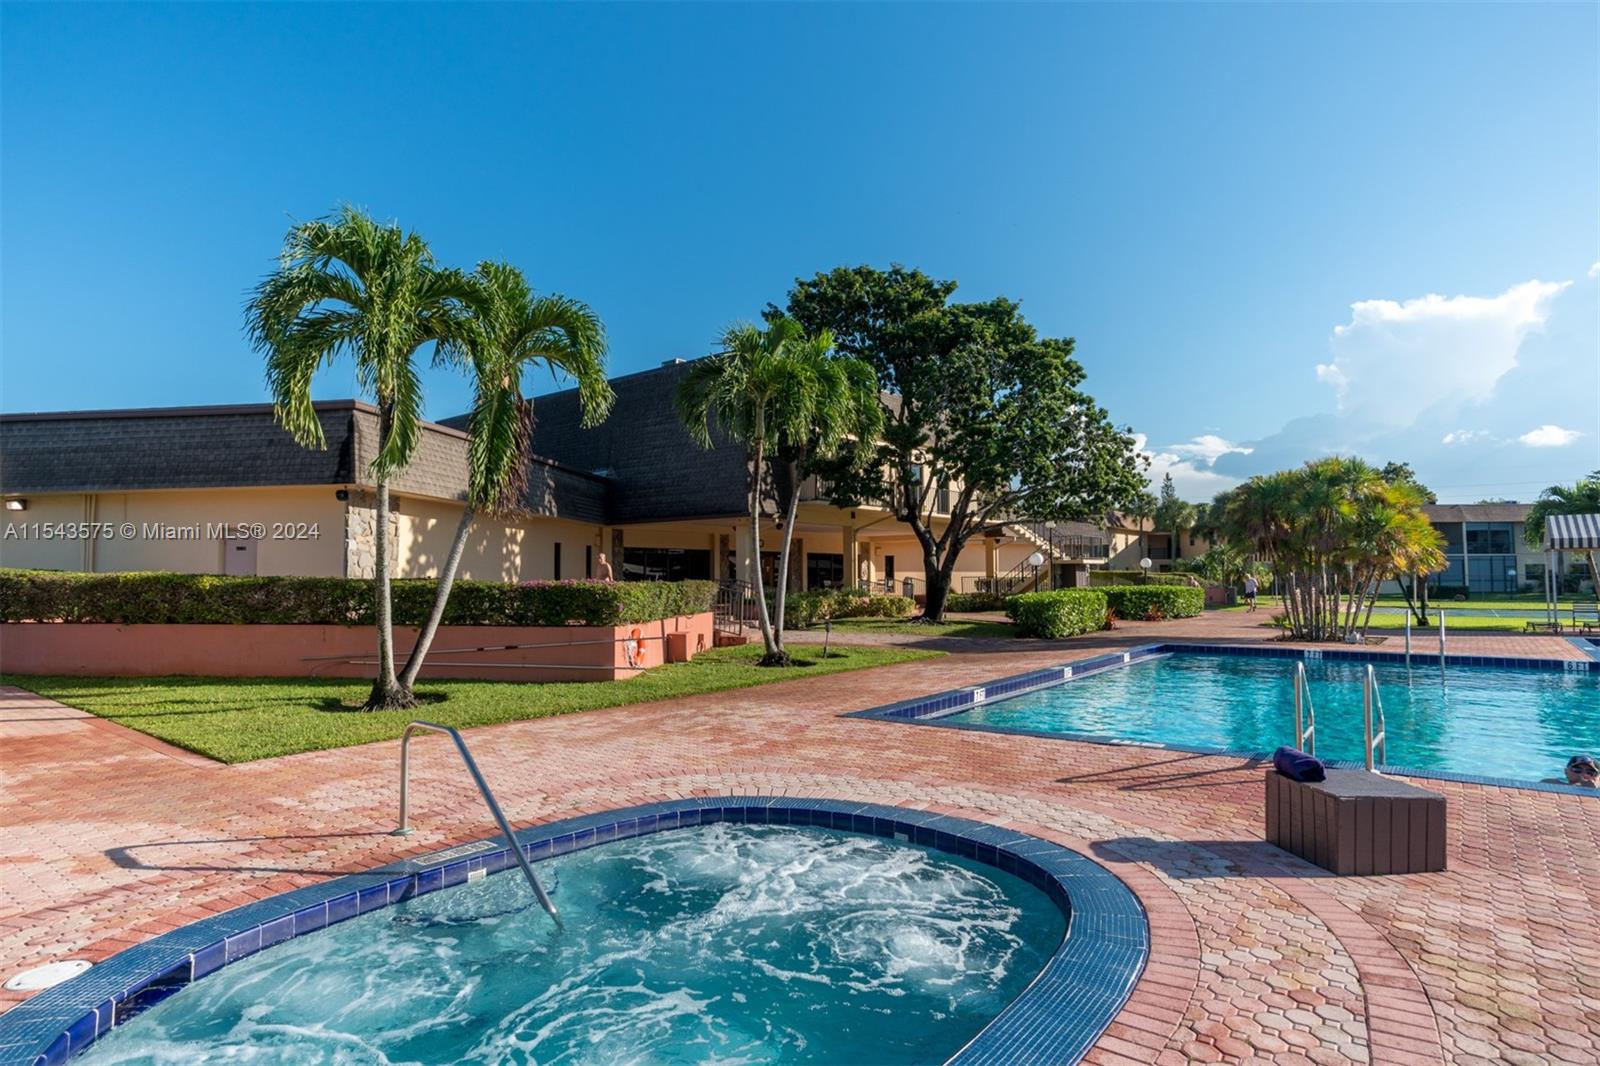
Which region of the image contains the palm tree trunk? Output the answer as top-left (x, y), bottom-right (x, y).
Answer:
top-left (364, 405), bottom-right (416, 711)
top-left (398, 503), bottom-right (477, 692)
top-left (770, 473), bottom-right (801, 664)
top-left (747, 443), bottom-right (780, 662)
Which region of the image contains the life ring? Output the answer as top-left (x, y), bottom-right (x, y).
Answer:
top-left (624, 627), bottom-right (644, 668)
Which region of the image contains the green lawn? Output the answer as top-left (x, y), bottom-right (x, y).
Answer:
top-left (1362, 613), bottom-right (1530, 632)
top-left (1370, 595), bottom-right (1587, 612)
top-left (823, 617), bottom-right (1019, 639)
top-left (2, 644), bottom-right (940, 764)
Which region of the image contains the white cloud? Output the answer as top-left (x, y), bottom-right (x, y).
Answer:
top-left (1132, 433), bottom-right (1244, 499)
top-left (1316, 279), bottom-right (1570, 426)
top-left (1517, 424), bottom-right (1583, 448)
top-left (1167, 434), bottom-right (1253, 463)
top-left (1588, 260), bottom-right (1600, 279)
top-left (1440, 429), bottom-right (1492, 446)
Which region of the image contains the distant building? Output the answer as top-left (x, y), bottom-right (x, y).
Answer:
top-left (1420, 503), bottom-right (1537, 596)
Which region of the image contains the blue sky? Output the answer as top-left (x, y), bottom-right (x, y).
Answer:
top-left (3, 2), bottom-right (1596, 502)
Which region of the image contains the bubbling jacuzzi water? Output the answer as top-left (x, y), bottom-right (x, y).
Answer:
top-left (82, 824), bottom-right (1066, 1064)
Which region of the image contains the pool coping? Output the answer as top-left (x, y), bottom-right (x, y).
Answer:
top-left (847, 641), bottom-right (1600, 798)
top-left (0, 797), bottom-right (1149, 1066)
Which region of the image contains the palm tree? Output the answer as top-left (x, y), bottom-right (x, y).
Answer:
top-left (1525, 472), bottom-right (1600, 592)
top-left (396, 262), bottom-right (612, 693)
top-left (247, 206), bottom-right (472, 710)
top-left (1219, 458), bottom-right (1441, 641)
top-left (675, 317), bottom-right (880, 665)
top-left (1128, 489), bottom-right (1159, 562)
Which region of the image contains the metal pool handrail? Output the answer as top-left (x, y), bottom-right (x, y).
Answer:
top-left (1362, 666), bottom-right (1388, 772)
top-left (393, 721), bottom-right (560, 924)
top-left (1292, 661), bottom-right (1317, 755)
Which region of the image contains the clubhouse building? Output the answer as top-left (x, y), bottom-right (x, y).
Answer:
top-left (1, 360), bottom-right (1122, 596)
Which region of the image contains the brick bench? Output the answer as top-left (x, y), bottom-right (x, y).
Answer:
top-left (1265, 769), bottom-right (1446, 875)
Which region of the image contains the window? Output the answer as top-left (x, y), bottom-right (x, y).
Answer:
top-left (1428, 556), bottom-right (1466, 593)
top-left (621, 547), bottom-right (711, 582)
top-left (1469, 555), bottom-right (1518, 594)
top-left (1465, 522), bottom-right (1515, 555)
top-left (884, 555), bottom-right (895, 581)
top-left (553, 542), bottom-right (561, 581)
top-left (807, 553), bottom-right (845, 590)
top-left (1435, 522), bottom-right (1464, 554)
top-left (585, 545), bottom-right (593, 579)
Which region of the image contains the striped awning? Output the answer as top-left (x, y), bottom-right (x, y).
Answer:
top-left (1542, 513), bottom-right (1600, 551)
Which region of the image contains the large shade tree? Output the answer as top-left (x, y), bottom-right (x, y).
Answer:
top-left (396, 262), bottom-right (612, 694)
top-left (675, 317), bottom-right (880, 665)
top-left (247, 207), bottom-right (472, 710)
top-left (775, 265), bottom-right (1145, 621)
top-left (1217, 458), bottom-right (1444, 642)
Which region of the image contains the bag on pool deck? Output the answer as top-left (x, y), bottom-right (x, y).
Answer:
top-left (1272, 745), bottom-right (1326, 783)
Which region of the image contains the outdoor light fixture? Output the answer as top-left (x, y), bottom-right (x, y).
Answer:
top-left (4, 498), bottom-right (25, 511)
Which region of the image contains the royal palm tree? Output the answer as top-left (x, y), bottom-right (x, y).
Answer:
top-left (396, 262), bottom-right (612, 693)
top-left (247, 206), bottom-right (472, 710)
top-left (675, 317), bottom-right (880, 665)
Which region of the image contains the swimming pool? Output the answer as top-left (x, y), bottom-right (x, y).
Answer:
top-left (857, 644), bottom-right (1599, 789)
top-left (1, 799), bottom-right (1147, 1065)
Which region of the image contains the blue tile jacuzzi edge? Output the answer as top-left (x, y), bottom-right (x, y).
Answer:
top-left (0, 797), bottom-right (1148, 1066)
top-left (847, 641), bottom-right (1600, 799)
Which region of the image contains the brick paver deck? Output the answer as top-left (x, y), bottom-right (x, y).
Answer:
top-left (2, 612), bottom-right (1596, 1065)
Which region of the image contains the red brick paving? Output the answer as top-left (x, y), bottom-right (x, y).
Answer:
top-left (2, 611), bottom-right (1596, 1065)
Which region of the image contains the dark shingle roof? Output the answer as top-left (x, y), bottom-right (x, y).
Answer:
top-left (1423, 503), bottom-right (1531, 523)
top-left (514, 360), bottom-right (750, 523)
top-left (0, 401), bottom-right (609, 525)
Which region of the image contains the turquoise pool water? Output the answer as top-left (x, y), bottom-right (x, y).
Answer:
top-left (81, 824), bottom-right (1065, 1064)
top-left (948, 653), bottom-right (1597, 784)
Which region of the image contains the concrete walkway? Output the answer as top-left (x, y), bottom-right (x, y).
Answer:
top-left (2, 613), bottom-right (1596, 1065)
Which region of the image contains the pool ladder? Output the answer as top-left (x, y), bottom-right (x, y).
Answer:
top-left (1292, 661), bottom-right (1317, 755)
top-left (393, 721), bottom-right (560, 924)
top-left (1361, 665), bottom-right (1387, 772)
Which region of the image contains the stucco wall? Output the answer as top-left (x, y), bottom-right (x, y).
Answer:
top-left (0, 487), bottom-right (606, 582)
top-left (0, 488), bottom-right (347, 576)
top-left (0, 614), bottom-right (714, 682)
top-left (389, 496), bottom-right (602, 582)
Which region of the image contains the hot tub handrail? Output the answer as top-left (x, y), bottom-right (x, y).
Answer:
top-left (393, 720), bottom-right (560, 924)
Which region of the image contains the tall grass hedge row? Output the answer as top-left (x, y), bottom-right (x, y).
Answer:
top-left (1005, 589), bottom-right (1108, 638)
top-left (0, 569), bottom-right (716, 627)
top-left (777, 589), bottom-right (915, 629)
top-left (1088, 569), bottom-right (1198, 587)
top-left (1100, 584), bottom-right (1204, 620)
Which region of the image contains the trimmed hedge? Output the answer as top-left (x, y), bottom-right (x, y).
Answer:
top-left (1089, 569), bottom-right (1198, 587)
top-left (1005, 589), bottom-right (1108, 638)
top-left (0, 569), bottom-right (716, 627)
top-left (945, 592), bottom-right (1008, 613)
top-left (1099, 584), bottom-right (1204, 621)
top-left (777, 590), bottom-right (916, 629)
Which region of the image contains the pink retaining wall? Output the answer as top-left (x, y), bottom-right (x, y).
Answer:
top-left (0, 614), bottom-right (715, 682)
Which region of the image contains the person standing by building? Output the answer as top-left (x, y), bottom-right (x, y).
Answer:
top-left (595, 552), bottom-right (615, 582)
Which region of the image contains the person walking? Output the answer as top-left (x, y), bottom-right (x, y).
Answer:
top-left (1243, 572), bottom-right (1259, 612)
top-left (595, 552), bottom-right (615, 582)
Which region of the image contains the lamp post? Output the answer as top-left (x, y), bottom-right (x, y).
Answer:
top-left (1139, 556), bottom-right (1153, 584)
top-left (1028, 551), bottom-right (1045, 591)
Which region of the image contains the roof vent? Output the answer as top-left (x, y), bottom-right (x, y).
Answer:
top-left (661, 358), bottom-right (686, 367)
